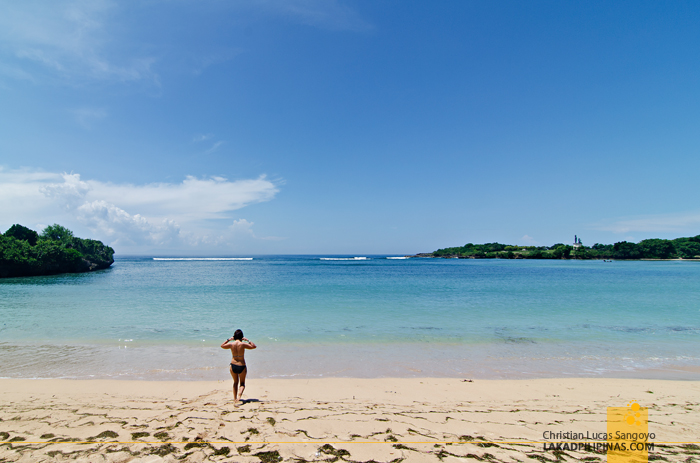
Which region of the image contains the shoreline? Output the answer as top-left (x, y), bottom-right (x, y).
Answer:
top-left (3, 365), bottom-right (700, 382)
top-left (2, 339), bottom-right (699, 381)
top-left (1, 377), bottom-right (698, 461)
top-left (3, 347), bottom-right (700, 382)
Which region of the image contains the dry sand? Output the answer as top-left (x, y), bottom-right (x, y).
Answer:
top-left (1, 377), bottom-right (699, 462)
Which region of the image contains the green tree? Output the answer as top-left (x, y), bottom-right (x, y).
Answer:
top-left (551, 245), bottom-right (572, 259)
top-left (637, 238), bottom-right (675, 259)
top-left (612, 241), bottom-right (641, 259)
top-left (572, 246), bottom-right (589, 259)
top-left (672, 236), bottom-right (700, 258)
top-left (1, 224), bottom-right (114, 278)
top-left (41, 224), bottom-right (74, 245)
top-left (5, 224), bottom-right (39, 246)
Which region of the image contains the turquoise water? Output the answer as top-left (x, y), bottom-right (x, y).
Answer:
top-left (1, 256), bottom-right (699, 379)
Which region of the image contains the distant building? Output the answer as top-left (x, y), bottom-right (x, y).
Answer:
top-left (573, 235), bottom-right (582, 249)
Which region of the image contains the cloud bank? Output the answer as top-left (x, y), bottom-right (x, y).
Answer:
top-left (0, 168), bottom-right (280, 253)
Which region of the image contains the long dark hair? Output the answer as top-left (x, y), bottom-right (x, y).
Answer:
top-left (233, 329), bottom-right (244, 341)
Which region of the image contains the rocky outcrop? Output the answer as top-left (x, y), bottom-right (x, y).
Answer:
top-left (0, 224), bottom-right (115, 278)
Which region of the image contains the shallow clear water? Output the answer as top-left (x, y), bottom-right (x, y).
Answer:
top-left (1, 256), bottom-right (699, 380)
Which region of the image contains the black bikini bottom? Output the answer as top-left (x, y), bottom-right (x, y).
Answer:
top-left (230, 363), bottom-right (246, 374)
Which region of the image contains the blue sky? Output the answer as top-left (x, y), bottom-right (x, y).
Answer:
top-left (2, 0), bottom-right (700, 254)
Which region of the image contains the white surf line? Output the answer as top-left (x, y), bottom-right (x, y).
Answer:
top-left (152, 258), bottom-right (253, 261)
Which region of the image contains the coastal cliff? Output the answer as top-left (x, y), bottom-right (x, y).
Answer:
top-left (0, 224), bottom-right (114, 278)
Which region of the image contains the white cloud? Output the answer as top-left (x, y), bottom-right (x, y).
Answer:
top-left (0, 0), bottom-right (369, 86)
top-left (229, 218), bottom-right (285, 241)
top-left (203, 141), bottom-right (224, 154)
top-left (593, 212), bottom-right (700, 234)
top-left (71, 107), bottom-right (107, 128)
top-left (193, 133), bottom-right (213, 142)
top-left (520, 235), bottom-right (537, 245)
top-left (192, 48), bottom-right (243, 76)
top-left (0, 168), bottom-right (280, 252)
top-left (86, 175), bottom-right (278, 222)
top-left (230, 218), bottom-right (255, 236)
top-left (40, 172), bottom-right (91, 210)
top-left (253, 0), bottom-right (372, 32)
top-left (76, 200), bottom-right (181, 247)
top-left (0, 0), bottom-right (157, 84)
top-left (193, 134), bottom-right (224, 154)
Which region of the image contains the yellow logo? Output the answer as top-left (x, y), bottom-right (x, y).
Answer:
top-left (624, 401), bottom-right (644, 426)
top-left (607, 400), bottom-right (651, 463)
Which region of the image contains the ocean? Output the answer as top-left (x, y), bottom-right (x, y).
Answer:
top-left (1, 256), bottom-right (699, 380)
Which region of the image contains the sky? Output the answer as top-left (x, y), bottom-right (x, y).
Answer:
top-left (1, 0), bottom-right (700, 255)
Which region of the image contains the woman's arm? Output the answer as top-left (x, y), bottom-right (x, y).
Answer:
top-left (221, 337), bottom-right (234, 349)
top-left (242, 337), bottom-right (257, 349)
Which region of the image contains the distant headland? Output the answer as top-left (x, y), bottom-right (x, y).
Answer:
top-left (413, 234), bottom-right (700, 260)
top-left (0, 224), bottom-right (114, 278)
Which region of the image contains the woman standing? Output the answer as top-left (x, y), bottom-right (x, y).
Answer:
top-left (220, 329), bottom-right (256, 404)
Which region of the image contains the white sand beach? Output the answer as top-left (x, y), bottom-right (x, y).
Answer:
top-left (1, 377), bottom-right (698, 462)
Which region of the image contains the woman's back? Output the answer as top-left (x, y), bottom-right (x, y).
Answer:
top-left (229, 340), bottom-right (247, 364)
top-left (221, 331), bottom-right (256, 403)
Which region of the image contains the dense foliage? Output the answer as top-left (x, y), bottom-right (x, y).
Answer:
top-left (433, 235), bottom-right (700, 260)
top-left (0, 224), bottom-right (114, 278)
